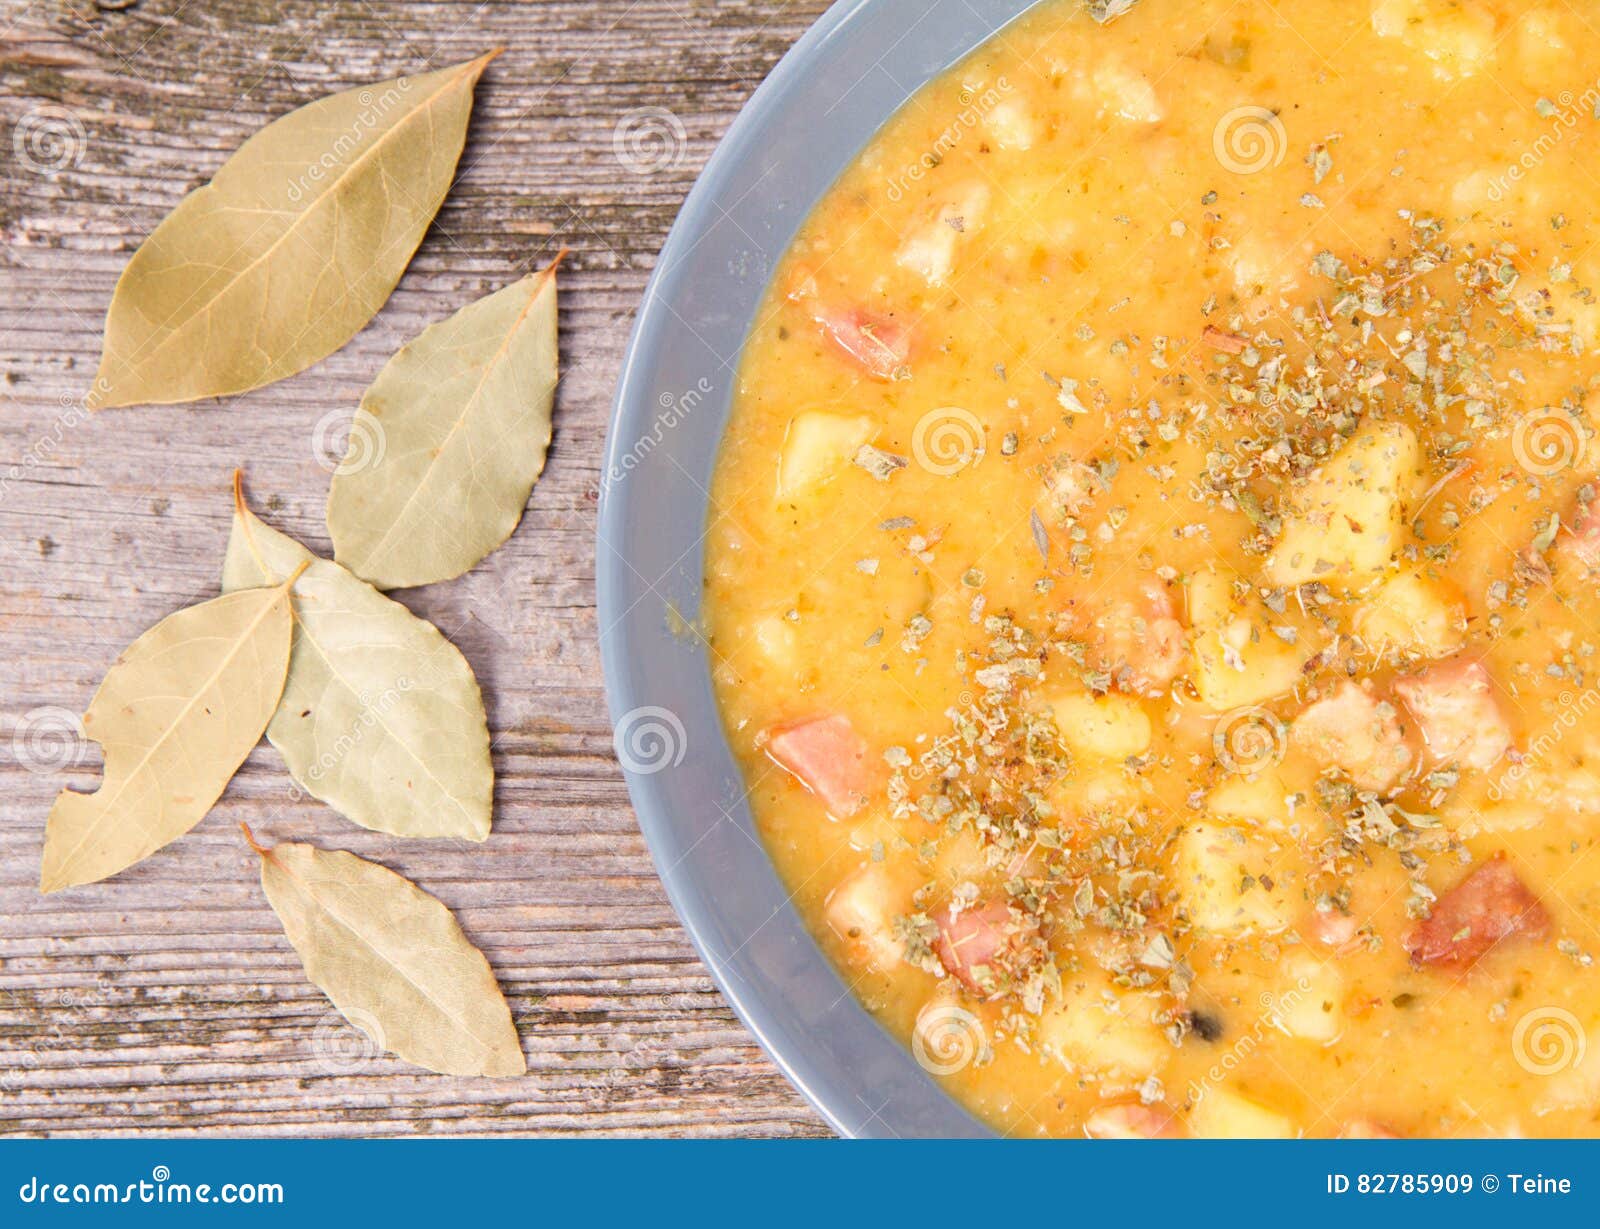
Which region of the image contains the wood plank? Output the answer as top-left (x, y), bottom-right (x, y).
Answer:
top-left (0, 0), bottom-right (835, 1137)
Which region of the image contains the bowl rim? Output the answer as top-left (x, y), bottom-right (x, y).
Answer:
top-left (598, 0), bottom-right (875, 1138)
top-left (596, 0), bottom-right (1027, 1138)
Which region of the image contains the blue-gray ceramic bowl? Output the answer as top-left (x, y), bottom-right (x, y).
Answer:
top-left (597, 0), bottom-right (1041, 1138)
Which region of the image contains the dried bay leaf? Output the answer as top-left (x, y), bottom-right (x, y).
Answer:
top-left (327, 258), bottom-right (560, 589)
top-left (93, 53), bottom-right (498, 409)
top-left (250, 833), bottom-right (523, 1077)
top-left (222, 476), bottom-right (492, 841)
top-left (41, 579), bottom-right (297, 892)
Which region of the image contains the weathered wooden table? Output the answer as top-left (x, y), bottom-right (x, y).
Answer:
top-left (0, 0), bottom-right (834, 1137)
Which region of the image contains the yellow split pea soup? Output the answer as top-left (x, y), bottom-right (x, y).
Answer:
top-left (704, 0), bottom-right (1600, 1138)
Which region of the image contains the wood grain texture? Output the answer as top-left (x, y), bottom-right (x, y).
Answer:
top-left (0, 0), bottom-right (834, 1137)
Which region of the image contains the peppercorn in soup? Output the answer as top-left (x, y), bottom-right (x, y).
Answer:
top-left (703, 0), bottom-right (1600, 1137)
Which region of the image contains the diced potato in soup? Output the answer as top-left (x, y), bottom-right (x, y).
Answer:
top-left (1189, 1088), bottom-right (1296, 1139)
top-left (705, 0), bottom-right (1597, 1137)
top-left (1266, 423), bottom-right (1420, 592)
top-left (1036, 974), bottom-right (1170, 1084)
top-left (1274, 953), bottom-right (1345, 1045)
top-left (1175, 821), bottom-right (1297, 935)
top-left (1514, 9), bottom-right (1575, 78)
top-left (1205, 775), bottom-right (1292, 827)
top-left (824, 864), bottom-right (911, 973)
top-left (1534, 1019), bottom-right (1600, 1114)
top-left (1227, 231), bottom-right (1308, 320)
top-left (776, 411), bottom-right (876, 500)
top-left (742, 613), bottom-right (797, 672)
top-left (1370, 0), bottom-right (1496, 79)
top-left (895, 182), bottom-right (989, 286)
top-left (1188, 565), bottom-right (1309, 710)
top-left (1354, 570), bottom-right (1467, 661)
top-left (1049, 692), bottom-right (1152, 761)
top-left (1084, 59), bottom-right (1164, 123)
top-left (984, 93), bottom-right (1037, 151)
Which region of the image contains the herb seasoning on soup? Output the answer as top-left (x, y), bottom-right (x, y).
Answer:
top-left (704, 0), bottom-right (1600, 1137)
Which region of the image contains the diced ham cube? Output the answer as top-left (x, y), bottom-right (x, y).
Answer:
top-left (1405, 852), bottom-right (1550, 968)
top-left (1305, 908), bottom-right (1362, 953)
top-left (1202, 325), bottom-right (1248, 354)
top-left (1077, 578), bottom-right (1187, 696)
top-left (1559, 503), bottom-right (1600, 570)
top-left (1291, 682), bottom-right (1414, 793)
top-left (932, 899), bottom-right (1022, 994)
top-left (784, 265), bottom-right (911, 380)
top-left (1084, 1102), bottom-right (1183, 1139)
top-left (766, 714), bottom-right (873, 817)
top-left (825, 865), bottom-right (907, 972)
top-left (1340, 1120), bottom-right (1401, 1139)
top-left (808, 302), bottom-right (911, 380)
top-left (1394, 658), bottom-right (1515, 771)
